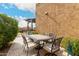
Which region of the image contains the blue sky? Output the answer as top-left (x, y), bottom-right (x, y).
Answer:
top-left (0, 3), bottom-right (36, 19)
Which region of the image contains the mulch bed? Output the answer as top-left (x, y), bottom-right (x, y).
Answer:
top-left (0, 44), bottom-right (12, 56)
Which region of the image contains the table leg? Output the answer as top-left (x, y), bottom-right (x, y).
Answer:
top-left (36, 41), bottom-right (44, 56)
top-left (37, 43), bottom-right (40, 56)
top-left (37, 49), bottom-right (40, 56)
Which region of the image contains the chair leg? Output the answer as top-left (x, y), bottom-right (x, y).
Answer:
top-left (23, 45), bottom-right (27, 55)
top-left (26, 47), bottom-right (29, 56)
top-left (23, 44), bottom-right (29, 56)
top-left (45, 53), bottom-right (57, 56)
top-left (51, 53), bottom-right (57, 56)
top-left (27, 47), bottom-right (29, 56)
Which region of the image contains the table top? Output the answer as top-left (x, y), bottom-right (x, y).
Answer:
top-left (27, 34), bottom-right (52, 42)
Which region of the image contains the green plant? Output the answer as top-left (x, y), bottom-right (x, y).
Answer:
top-left (61, 37), bottom-right (79, 56)
top-left (61, 37), bottom-right (70, 49)
top-left (71, 39), bottom-right (79, 56)
top-left (0, 14), bottom-right (18, 49)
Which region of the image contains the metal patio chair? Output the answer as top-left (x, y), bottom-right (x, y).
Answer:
top-left (43, 36), bottom-right (63, 56)
top-left (21, 33), bottom-right (37, 56)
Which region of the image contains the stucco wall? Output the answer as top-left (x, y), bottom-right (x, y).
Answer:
top-left (36, 3), bottom-right (79, 38)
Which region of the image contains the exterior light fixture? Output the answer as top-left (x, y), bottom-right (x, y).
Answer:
top-left (45, 12), bottom-right (48, 15)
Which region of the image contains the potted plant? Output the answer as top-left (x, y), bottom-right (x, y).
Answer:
top-left (67, 40), bottom-right (73, 56)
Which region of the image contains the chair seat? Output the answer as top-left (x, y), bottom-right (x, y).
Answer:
top-left (26, 42), bottom-right (37, 48)
top-left (27, 37), bottom-right (32, 42)
top-left (22, 33), bottom-right (32, 42)
top-left (43, 43), bottom-right (59, 53)
top-left (24, 35), bottom-right (32, 42)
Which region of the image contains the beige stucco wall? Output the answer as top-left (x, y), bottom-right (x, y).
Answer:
top-left (36, 3), bottom-right (79, 38)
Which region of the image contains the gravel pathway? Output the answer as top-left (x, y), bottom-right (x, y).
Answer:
top-left (7, 34), bottom-right (26, 56)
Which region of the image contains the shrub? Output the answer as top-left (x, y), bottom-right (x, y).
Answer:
top-left (61, 37), bottom-right (71, 49)
top-left (71, 39), bottom-right (79, 55)
top-left (0, 14), bottom-right (18, 49)
top-left (61, 37), bottom-right (79, 56)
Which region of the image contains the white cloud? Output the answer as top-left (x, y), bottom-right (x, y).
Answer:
top-left (19, 16), bottom-right (26, 19)
top-left (14, 3), bottom-right (36, 13)
top-left (18, 20), bottom-right (27, 28)
top-left (14, 16), bottom-right (18, 18)
top-left (1, 4), bottom-right (9, 9)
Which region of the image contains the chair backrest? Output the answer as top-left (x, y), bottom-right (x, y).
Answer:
top-left (51, 37), bottom-right (63, 53)
top-left (49, 33), bottom-right (56, 41)
top-left (53, 37), bottom-right (63, 48)
top-left (21, 33), bottom-right (27, 45)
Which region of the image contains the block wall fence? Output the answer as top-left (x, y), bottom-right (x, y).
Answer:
top-left (36, 3), bottom-right (79, 38)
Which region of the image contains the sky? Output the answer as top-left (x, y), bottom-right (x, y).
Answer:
top-left (0, 3), bottom-right (36, 19)
top-left (0, 3), bottom-right (36, 28)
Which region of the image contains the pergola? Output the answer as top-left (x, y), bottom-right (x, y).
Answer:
top-left (25, 18), bottom-right (36, 31)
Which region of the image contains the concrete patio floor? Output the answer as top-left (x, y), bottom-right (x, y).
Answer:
top-left (7, 33), bottom-right (68, 56)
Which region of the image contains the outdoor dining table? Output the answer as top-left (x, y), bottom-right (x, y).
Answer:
top-left (27, 34), bottom-right (53, 56)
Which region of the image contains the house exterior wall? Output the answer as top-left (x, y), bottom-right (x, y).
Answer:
top-left (36, 3), bottom-right (79, 38)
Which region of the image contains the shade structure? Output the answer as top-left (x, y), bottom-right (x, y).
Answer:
top-left (18, 19), bottom-right (36, 32)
